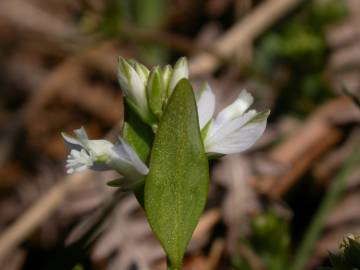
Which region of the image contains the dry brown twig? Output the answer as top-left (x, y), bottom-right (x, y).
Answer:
top-left (206, 238), bottom-right (225, 270)
top-left (189, 0), bottom-right (304, 76)
top-left (313, 128), bottom-right (360, 184)
top-left (238, 241), bottom-right (266, 270)
top-left (0, 172), bottom-right (90, 264)
top-left (255, 97), bottom-right (360, 199)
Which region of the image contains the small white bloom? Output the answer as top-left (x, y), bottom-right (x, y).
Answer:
top-left (118, 57), bottom-right (152, 123)
top-left (168, 57), bottom-right (189, 95)
top-left (66, 149), bottom-right (95, 173)
top-left (62, 127), bottom-right (148, 181)
top-left (196, 88), bottom-right (269, 155)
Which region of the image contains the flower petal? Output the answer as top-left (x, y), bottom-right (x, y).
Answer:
top-left (196, 83), bottom-right (216, 129)
top-left (205, 111), bottom-right (268, 155)
top-left (215, 89), bottom-right (254, 125)
top-left (65, 149), bottom-right (95, 174)
top-left (206, 110), bottom-right (257, 147)
top-left (206, 119), bottom-right (267, 154)
top-left (115, 138), bottom-right (149, 175)
top-left (61, 132), bottom-right (82, 151)
top-left (74, 127), bottom-right (89, 146)
top-left (168, 57), bottom-right (189, 95)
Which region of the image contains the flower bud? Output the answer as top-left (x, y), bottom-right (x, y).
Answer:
top-left (118, 57), bottom-right (154, 124)
top-left (147, 66), bottom-right (166, 119)
top-left (168, 57), bottom-right (189, 95)
top-left (162, 64), bottom-right (173, 93)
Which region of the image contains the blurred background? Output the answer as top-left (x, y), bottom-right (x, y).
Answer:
top-left (0, 0), bottom-right (360, 269)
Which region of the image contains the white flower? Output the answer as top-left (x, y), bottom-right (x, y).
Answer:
top-left (62, 127), bottom-right (148, 181)
top-left (196, 87), bottom-right (269, 155)
top-left (118, 57), bottom-right (153, 124)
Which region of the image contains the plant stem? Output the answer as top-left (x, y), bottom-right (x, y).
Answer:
top-left (167, 263), bottom-right (179, 270)
top-left (290, 142), bottom-right (360, 270)
top-left (166, 257), bottom-right (180, 270)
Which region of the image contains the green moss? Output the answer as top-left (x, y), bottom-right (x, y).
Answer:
top-left (232, 212), bottom-right (290, 270)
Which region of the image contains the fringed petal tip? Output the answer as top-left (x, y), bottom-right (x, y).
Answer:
top-left (64, 149), bottom-right (94, 174)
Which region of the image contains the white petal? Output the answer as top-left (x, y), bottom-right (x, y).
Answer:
top-left (74, 127), bottom-right (89, 144)
top-left (61, 132), bottom-right (82, 151)
top-left (215, 90), bottom-right (254, 124)
top-left (88, 139), bottom-right (113, 156)
top-left (206, 110), bottom-right (257, 147)
top-left (65, 149), bottom-right (94, 174)
top-left (116, 138), bottom-right (149, 175)
top-left (206, 119), bottom-right (267, 154)
top-left (168, 57), bottom-right (189, 95)
top-left (196, 83), bottom-right (216, 129)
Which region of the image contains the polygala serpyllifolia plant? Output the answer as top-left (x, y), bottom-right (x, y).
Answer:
top-left (62, 57), bottom-right (270, 270)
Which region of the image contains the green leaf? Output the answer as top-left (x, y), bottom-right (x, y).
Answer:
top-left (144, 79), bottom-right (209, 268)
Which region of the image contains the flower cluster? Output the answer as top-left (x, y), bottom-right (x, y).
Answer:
top-left (62, 57), bottom-right (269, 186)
top-left (117, 57), bottom-right (188, 128)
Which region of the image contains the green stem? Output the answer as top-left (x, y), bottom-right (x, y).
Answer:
top-left (166, 257), bottom-right (180, 270)
top-left (290, 142), bottom-right (360, 270)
